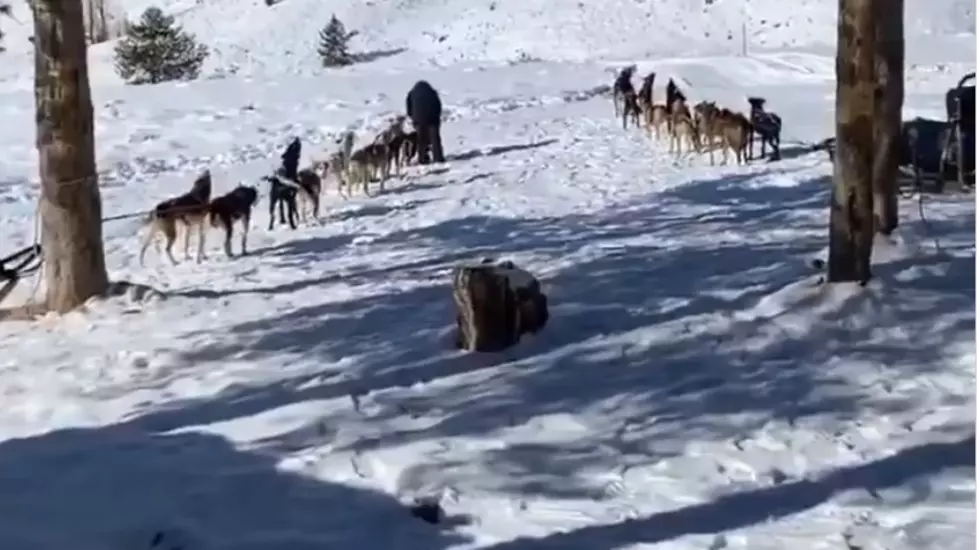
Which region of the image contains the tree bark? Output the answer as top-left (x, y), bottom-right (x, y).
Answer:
top-left (827, 0), bottom-right (876, 284)
top-left (33, 0), bottom-right (109, 313)
top-left (871, 0), bottom-right (904, 235)
top-left (452, 260), bottom-right (549, 352)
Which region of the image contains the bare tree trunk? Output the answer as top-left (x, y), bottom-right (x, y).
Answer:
top-left (84, 0), bottom-right (93, 42)
top-left (95, 0), bottom-right (109, 43)
top-left (871, 0), bottom-right (904, 235)
top-left (33, 0), bottom-right (109, 313)
top-left (827, 0), bottom-right (876, 284)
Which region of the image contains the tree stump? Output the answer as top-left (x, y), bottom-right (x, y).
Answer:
top-left (451, 259), bottom-right (549, 352)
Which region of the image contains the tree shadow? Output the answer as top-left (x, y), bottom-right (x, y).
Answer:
top-left (124, 169), bottom-right (972, 506)
top-left (448, 139), bottom-right (560, 162)
top-left (352, 47), bottom-right (408, 64)
top-left (326, 199), bottom-right (433, 221)
top-left (378, 182), bottom-right (444, 197)
top-left (0, 415), bottom-right (471, 549)
top-left (478, 434), bottom-right (976, 549)
top-left (762, 141), bottom-right (826, 162)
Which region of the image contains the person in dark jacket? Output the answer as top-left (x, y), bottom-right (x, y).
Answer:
top-left (280, 137), bottom-right (301, 181)
top-left (405, 80), bottom-right (445, 164)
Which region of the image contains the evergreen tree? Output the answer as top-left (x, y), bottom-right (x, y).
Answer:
top-left (0, 3), bottom-right (12, 53)
top-left (317, 15), bottom-right (358, 67)
top-left (113, 7), bottom-right (208, 85)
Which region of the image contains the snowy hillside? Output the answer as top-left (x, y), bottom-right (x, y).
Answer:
top-left (0, 0), bottom-right (977, 77)
top-left (0, 0), bottom-right (975, 549)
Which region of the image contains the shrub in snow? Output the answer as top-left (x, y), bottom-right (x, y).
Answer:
top-left (113, 6), bottom-right (209, 85)
top-left (317, 14), bottom-right (358, 67)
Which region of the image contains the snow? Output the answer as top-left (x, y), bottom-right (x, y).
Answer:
top-left (0, 0), bottom-right (975, 548)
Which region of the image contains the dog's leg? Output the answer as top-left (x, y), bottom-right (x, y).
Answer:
top-left (162, 220), bottom-right (179, 265)
top-left (139, 223), bottom-right (157, 267)
top-left (288, 198), bottom-right (298, 230)
top-left (268, 196), bottom-right (276, 230)
top-left (182, 220), bottom-right (194, 261)
top-left (241, 211), bottom-right (251, 255)
top-left (378, 156), bottom-right (389, 193)
top-left (337, 174), bottom-right (348, 199)
top-left (297, 194), bottom-right (307, 225)
top-left (195, 220), bottom-right (206, 263)
top-left (223, 217), bottom-right (234, 258)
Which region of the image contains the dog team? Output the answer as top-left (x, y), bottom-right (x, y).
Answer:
top-left (139, 79), bottom-right (447, 267)
top-left (611, 65), bottom-right (783, 165)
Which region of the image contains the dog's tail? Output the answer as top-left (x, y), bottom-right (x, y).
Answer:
top-left (341, 131), bottom-right (355, 163)
top-left (142, 209), bottom-right (158, 227)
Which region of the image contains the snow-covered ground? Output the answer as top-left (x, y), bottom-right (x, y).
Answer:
top-left (0, 0), bottom-right (975, 549)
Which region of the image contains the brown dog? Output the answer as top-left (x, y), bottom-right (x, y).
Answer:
top-left (139, 170), bottom-right (212, 266)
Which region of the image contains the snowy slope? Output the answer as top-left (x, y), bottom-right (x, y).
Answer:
top-left (0, 0), bottom-right (975, 549)
top-left (0, 0), bottom-right (976, 77)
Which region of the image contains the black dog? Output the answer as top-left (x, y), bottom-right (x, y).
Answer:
top-left (208, 185), bottom-right (258, 257)
top-left (265, 174), bottom-right (299, 230)
top-left (406, 80), bottom-right (445, 165)
top-left (401, 130), bottom-right (419, 165)
top-left (747, 97), bottom-right (782, 161)
top-left (281, 137), bottom-right (302, 181)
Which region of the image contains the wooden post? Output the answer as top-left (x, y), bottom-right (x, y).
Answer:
top-left (871, 0), bottom-right (904, 235)
top-left (33, 0), bottom-right (109, 313)
top-left (827, 0), bottom-right (876, 284)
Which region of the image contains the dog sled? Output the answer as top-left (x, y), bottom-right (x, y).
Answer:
top-left (0, 244), bottom-right (41, 307)
top-left (822, 72), bottom-right (976, 192)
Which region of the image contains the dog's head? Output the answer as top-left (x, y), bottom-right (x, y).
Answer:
top-left (335, 130), bottom-right (356, 154)
top-left (236, 184), bottom-right (259, 204)
top-left (747, 96), bottom-right (767, 109)
top-left (191, 170), bottom-right (212, 201)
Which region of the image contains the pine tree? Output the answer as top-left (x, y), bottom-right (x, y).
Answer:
top-left (113, 6), bottom-right (208, 85)
top-left (0, 3), bottom-right (12, 53)
top-left (317, 14), bottom-right (358, 67)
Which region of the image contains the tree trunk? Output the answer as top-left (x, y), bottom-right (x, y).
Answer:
top-left (871, 0), bottom-right (904, 235)
top-left (827, 0), bottom-right (876, 284)
top-left (33, 0), bottom-right (109, 313)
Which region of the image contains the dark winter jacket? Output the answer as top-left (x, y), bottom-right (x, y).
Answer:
top-left (614, 66), bottom-right (637, 94)
top-left (280, 138), bottom-right (301, 181)
top-left (406, 80), bottom-right (443, 127)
